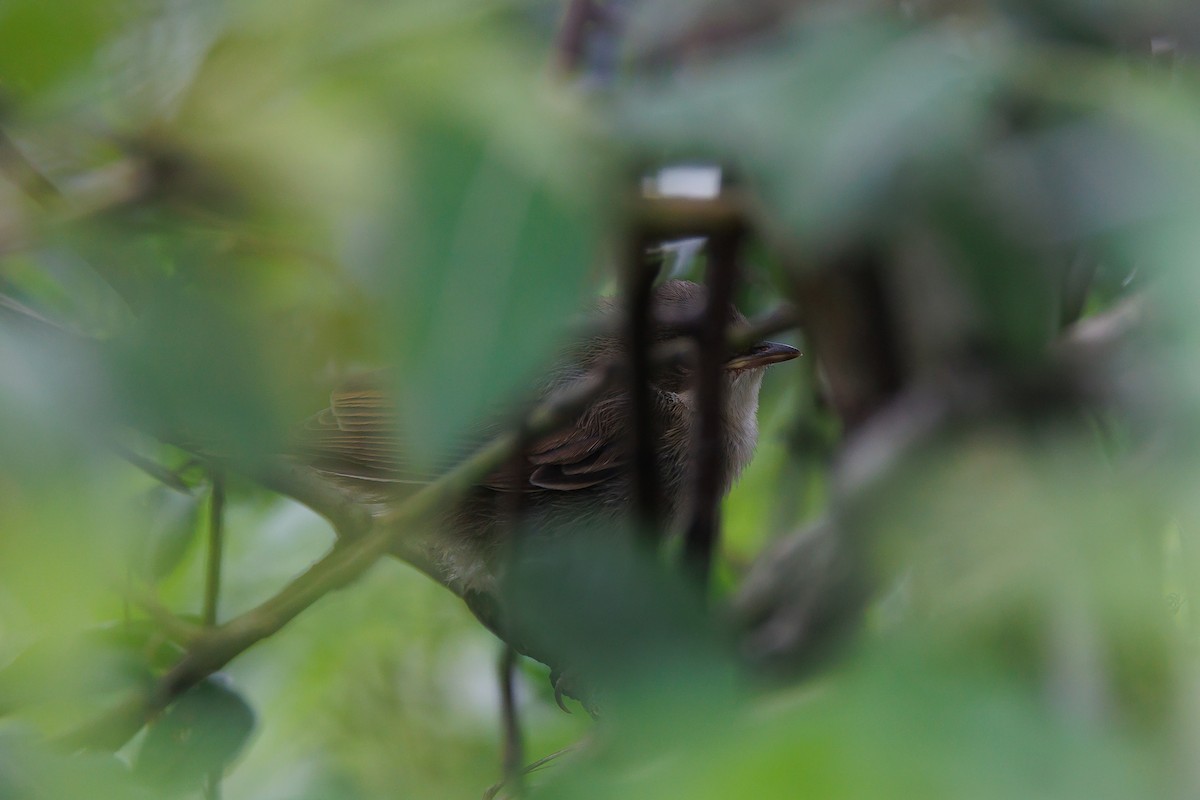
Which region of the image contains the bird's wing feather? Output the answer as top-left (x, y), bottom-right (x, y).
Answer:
top-left (481, 391), bottom-right (629, 492)
top-left (299, 378), bottom-right (629, 494)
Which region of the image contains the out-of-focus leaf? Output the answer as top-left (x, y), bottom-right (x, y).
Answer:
top-left (116, 2), bottom-right (611, 469)
top-left (0, 1), bottom-right (124, 96)
top-left (505, 525), bottom-right (736, 727)
top-left (374, 119), bottom-right (601, 462)
top-left (940, 115), bottom-right (1195, 358)
top-left (999, 0), bottom-right (1183, 47)
top-left (619, 19), bottom-right (1000, 249)
top-left (108, 284), bottom-right (288, 458)
top-left (0, 627), bottom-right (153, 720)
top-left (855, 430), bottom-right (1175, 723)
top-left (1, 248), bottom-right (134, 338)
top-left (134, 676), bottom-right (256, 795)
top-left (0, 724), bottom-right (151, 800)
top-left (533, 646), bottom-right (1159, 800)
top-left (133, 485), bottom-right (203, 582)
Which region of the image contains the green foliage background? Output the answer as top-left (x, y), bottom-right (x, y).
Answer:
top-left (0, 0), bottom-right (1198, 798)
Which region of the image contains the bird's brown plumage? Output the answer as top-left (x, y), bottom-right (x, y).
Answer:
top-left (296, 280), bottom-right (795, 596)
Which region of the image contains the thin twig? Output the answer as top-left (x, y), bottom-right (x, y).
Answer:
top-left (129, 587), bottom-right (205, 645)
top-left (203, 473), bottom-right (225, 627)
top-left (110, 441), bottom-right (195, 494)
top-left (202, 471), bottom-right (226, 800)
top-left (0, 289), bottom-right (84, 336)
top-left (483, 743), bottom-right (582, 800)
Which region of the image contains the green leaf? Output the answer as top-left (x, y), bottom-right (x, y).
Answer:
top-left (134, 486), bottom-right (203, 582)
top-left (134, 677), bottom-right (256, 795)
top-left (107, 283), bottom-right (289, 459)
top-left (0, 627), bottom-right (153, 718)
top-left (0, 1), bottom-right (124, 96)
top-left (0, 725), bottom-right (151, 800)
top-left (372, 118), bottom-right (601, 464)
top-left (618, 19), bottom-right (999, 248)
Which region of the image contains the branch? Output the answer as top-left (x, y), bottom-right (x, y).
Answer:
top-left (249, 459), bottom-right (373, 540)
top-left (202, 474), bottom-right (226, 627)
top-left (624, 227), bottom-right (662, 533)
top-left (635, 193), bottom-right (748, 238)
top-left (129, 587), bottom-right (204, 645)
top-left (108, 441), bottom-right (195, 494)
top-left (685, 228), bottom-right (742, 587)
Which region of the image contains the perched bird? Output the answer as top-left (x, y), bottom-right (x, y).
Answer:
top-left (298, 280), bottom-right (797, 615)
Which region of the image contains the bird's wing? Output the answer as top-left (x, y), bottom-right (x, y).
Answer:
top-left (299, 386), bottom-right (443, 484)
top-left (481, 397), bottom-right (628, 493)
top-left (299, 377), bottom-right (629, 493)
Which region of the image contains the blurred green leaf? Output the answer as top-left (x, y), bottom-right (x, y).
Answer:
top-left (108, 284), bottom-right (288, 458)
top-left (505, 526), bottom-right (737, 728)
top-left (0, 1), bottom-right (1198, 798)
top-left (0, 627), bottom-right (153, 721)
top-left (134, 486), bottom-right (203, 582)
top-left (134, 677), bottom-right (256, 795)
top-left (619, 19), bottom-right (999, 248)
top-left (0, 1), bottom-right (123, 96)
top-left (0, 725), bottom-right (151, 800)
top-left (377, 119), bottom-right (601, 462)
top-left (534, 646), bottom-right (1160, 800)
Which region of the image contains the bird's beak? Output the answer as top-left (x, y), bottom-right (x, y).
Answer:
top-left (724, 341), bottom-right (800, 371)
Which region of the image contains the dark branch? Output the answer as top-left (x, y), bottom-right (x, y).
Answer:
top-left (684, 229), bottom-right (741, 587)
top-left (624, 227), bottom-right (662, 534)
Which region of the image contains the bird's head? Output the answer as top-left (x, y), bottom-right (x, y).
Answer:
top-left (585, 280), bottom-right (798, 403)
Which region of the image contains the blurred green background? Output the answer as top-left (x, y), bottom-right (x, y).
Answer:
top-left (1, 0), bottom-right (1199, 797)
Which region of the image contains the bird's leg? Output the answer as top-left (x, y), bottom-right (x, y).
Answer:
top-left (497, 645), bottom-right (524, 797)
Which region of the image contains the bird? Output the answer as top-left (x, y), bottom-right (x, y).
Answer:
top-left (296, 280), bottom-right (798, 632)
